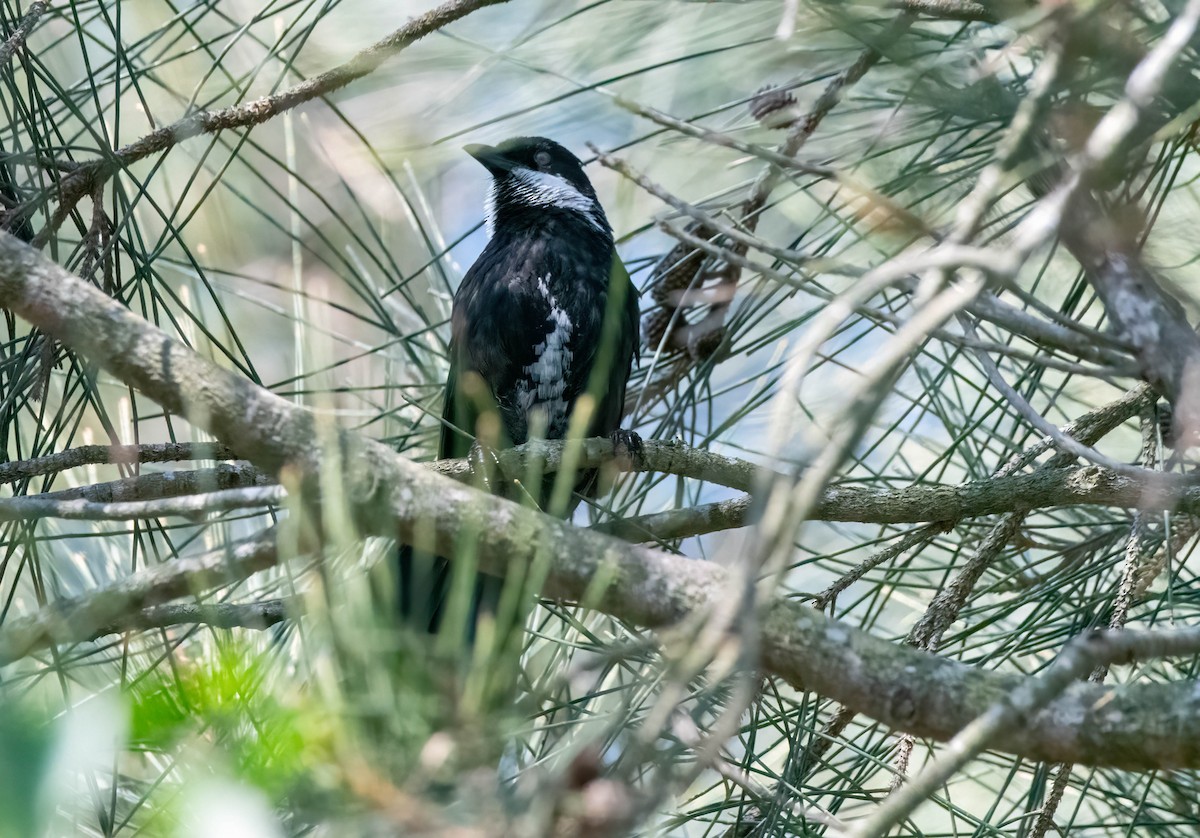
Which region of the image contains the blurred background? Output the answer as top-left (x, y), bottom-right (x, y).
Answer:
top-left (3, 0), bottom-right (1200, 835)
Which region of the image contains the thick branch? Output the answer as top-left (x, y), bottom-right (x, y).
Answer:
top-left (847, 625), bottom-right (1200, 837)
top-left (596, 463), bottom-right (1200, 541)
top-left (463, 441), bottom-right (1200, 536)
top-left (4, 231), bottom-right (1200, 770)
top-left (1032, 2), bottom-right (1200, 444)
top-left (896, 0), bottom-right (995, 20)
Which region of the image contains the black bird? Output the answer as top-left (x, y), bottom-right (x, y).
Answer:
top-left (398, 136), bottom-right (639, 636)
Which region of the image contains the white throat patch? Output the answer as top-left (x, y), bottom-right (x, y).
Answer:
top-left (485, 181), bottom-right (499, 239)
top-left (484, 167), bottom-right (607, 237)
top-left (513, 168), bottom-right (593, 213)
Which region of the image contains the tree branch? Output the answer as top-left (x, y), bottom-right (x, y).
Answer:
top-left (895, 0), bottom-right (1032, 23)
top-left (848, 625), bottom-right (1200, 837)
top-left (0, 529), bottom-right (280, 663)
top-left (0, 441), bottom-right (240, 484)
top-left (9, 462), bottom-right (266, 503)
top-left (431, 437), bottom-right (762, 493)
top-left (1059, 203), bottom-right (1200, 444)
top-left (0, 1), bottom-right (46, 68)
top-left (896, 0), bottom-right (993, 20)
top-left (1032, 0), bottom-right (1200, 444)
top-left (94, 597), bottom-right (293, 636)
top-left (29, 0), bottom-right (510, 244)
top-left (13, 438), bottom-right (1200, 537)
top-left (0, 485), bottom-right (282, 522)
top-left (4, 231), bottom-right (1200, 769)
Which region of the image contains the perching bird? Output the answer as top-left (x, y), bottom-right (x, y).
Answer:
top-left (398, 136), bottom-right (639, 636)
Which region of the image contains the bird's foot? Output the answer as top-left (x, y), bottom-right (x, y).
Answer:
top-left (609, 428), bottom-right (644, 472)
top-left (467, 439), bottom-right (503, 492)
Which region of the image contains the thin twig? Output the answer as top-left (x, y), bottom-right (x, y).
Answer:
top-left (0, 441), bottom-right (239, 484)
top-left (1027, 409), bottom-right (1161, 836)
top-left (16, 442), bottom-right (1200, 536)
top-left (15, 462), bottom-right (266, 504)
top-left (672, 715), bottom-right (846, 832)
top-left (0, 529), bottom-right (281, 664)
top-left (658, 219), bottom-right (1134, 377)
top-left (896, 0), bottom-right (1006, 22)
top-left (607, 100), bottom-right (934, 240)
top-left (845, 626), bottom-right (1200, 837)
top-left (958, 316), bottom-right (1171, 482)
top-left (0, 484), bottom-right (283, 522)
top-left (813, 524), bottom-right (947, 610)
top-left (6, 229), bottom-right (1200, 769)
top-left (0, 1), bottom-right (46, 68)
top-left (95, 597), bottom-right (295, 636)
top-left (29, 0), bottom-right (510, 245)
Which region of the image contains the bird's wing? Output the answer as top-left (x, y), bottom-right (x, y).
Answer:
top-left (438, 350), bottom-right (471, 460)
top-left (563, 253), bottom-right (639, 503)
top-left (578, 252), bottom-right (640, 438)
top-left (439, 238), bottom-right (557, 455)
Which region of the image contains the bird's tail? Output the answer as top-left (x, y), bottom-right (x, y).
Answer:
top-left (396, 456), bottom-right (605, 640)
top-left (396, 543), bottom-right (504, 640)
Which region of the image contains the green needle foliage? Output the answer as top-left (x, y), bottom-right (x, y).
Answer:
top-left (2, 0), bottom-right (1200, 836)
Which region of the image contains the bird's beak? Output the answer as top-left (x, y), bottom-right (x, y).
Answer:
top-left (465, 143), bottom-right (515, 175)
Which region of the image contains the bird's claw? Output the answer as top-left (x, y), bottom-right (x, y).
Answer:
top-left (609, 428), bottom-right (644, 471)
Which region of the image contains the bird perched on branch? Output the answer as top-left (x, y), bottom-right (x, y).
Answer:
top-left (398, 136), bottom-right (639, 638)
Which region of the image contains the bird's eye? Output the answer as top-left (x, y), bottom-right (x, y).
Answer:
top-left (534, 150), bottom-right (552, 169)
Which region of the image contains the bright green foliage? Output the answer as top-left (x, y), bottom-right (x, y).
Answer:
top-left (0, 706), bottom-right (53, 838)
